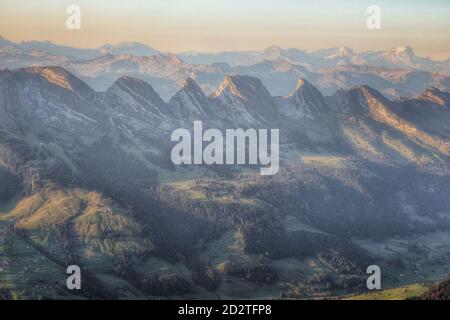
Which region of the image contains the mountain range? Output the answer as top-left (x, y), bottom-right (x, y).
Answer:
top-left (180, 45), bottom-right (450, 72)
top-left (0, 41), bottom-right (450, 299)
top-left (1, 36), bottom-right (449, 101)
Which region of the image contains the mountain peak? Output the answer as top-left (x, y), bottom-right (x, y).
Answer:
top-left (17, 66), bottom-right (93, 95)
top-left (215, 75), bottom-right (239, 98)
top-left (213, 75), bottom-right (272, 105)
top-left (114, 75), bottom-right (148, 86)
top-left (178, 77), bottom-right (207, 100)
top-left (351, 84), bottom-right (379, 95)
top-left (170, 78), bottom-right (211, 120)
top-left (351, 85), bottom-right (390, 104)
top-left (99, 42), bottom-right (159, 56)
top-left (281, 78), bottom-right (329, 116)
top-left (338, 47), bottom-right (354, 56)
top-left (418, 87), bottom-right (450, 108)
top-left (329, 85), bottom-right (390, 114)
top-left (108, 75), bottom-right (166, 108)
top-left (181, 77), bottom-right (202, 91)
top-left (109, 75), bottom-right (158, 94)
top-left (212, 75), bottom-right (279, 126)
top-left (109, 75), bottom-right (158, 96)
top-left (391, 45), bottom-right (415, 57)
top-left (265, 45), bottom-right (283, 52)
top-left (214, 75), bottom-right (271, 100)
top-left (327, 47), bottom-right (354, 58)
top-left (293, 78), bottom-right (314, 92)
top-left (164, 53), bottom-right (183, 64)
top-left (263, 45), bottom-right (284, 59)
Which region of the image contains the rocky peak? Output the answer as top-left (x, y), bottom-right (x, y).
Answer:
top-left (418, 87), bottom-right (450, 108)
top-left (107, 76), bottom-right (166, 108)
top-left (212, 75), bottom-right (279, 126)
top-left (169, 78), bottom-right (212, 119)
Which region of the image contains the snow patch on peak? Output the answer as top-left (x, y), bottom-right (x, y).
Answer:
top-left (392, 46), bottom-right (415, 56)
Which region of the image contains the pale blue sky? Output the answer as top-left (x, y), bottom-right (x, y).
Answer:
top-left (1, 0), bottom-right (449, 59)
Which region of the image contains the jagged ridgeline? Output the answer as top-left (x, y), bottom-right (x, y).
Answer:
top-left (0, 66), bottom-right (449, 299)
top-left (2, 36), bottom-right (449, 100)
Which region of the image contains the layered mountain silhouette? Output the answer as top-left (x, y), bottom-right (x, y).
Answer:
top-left (0, 65), bottom-right (450, 299)
top-left (181, 45), bottom-right (449, 72)
top-left (1, 66), bottom-right (449, 176)
top-left (1, 36), bottom-right (449, 101)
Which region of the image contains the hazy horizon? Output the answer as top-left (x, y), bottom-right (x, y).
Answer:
top-left (1, 0), bottom-right (450, 60)
top-left (2, 34), bottom-right (449, 63)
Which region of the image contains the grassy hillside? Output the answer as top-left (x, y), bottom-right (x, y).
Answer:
top-left (344, 283), bottom-right (427, 300)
